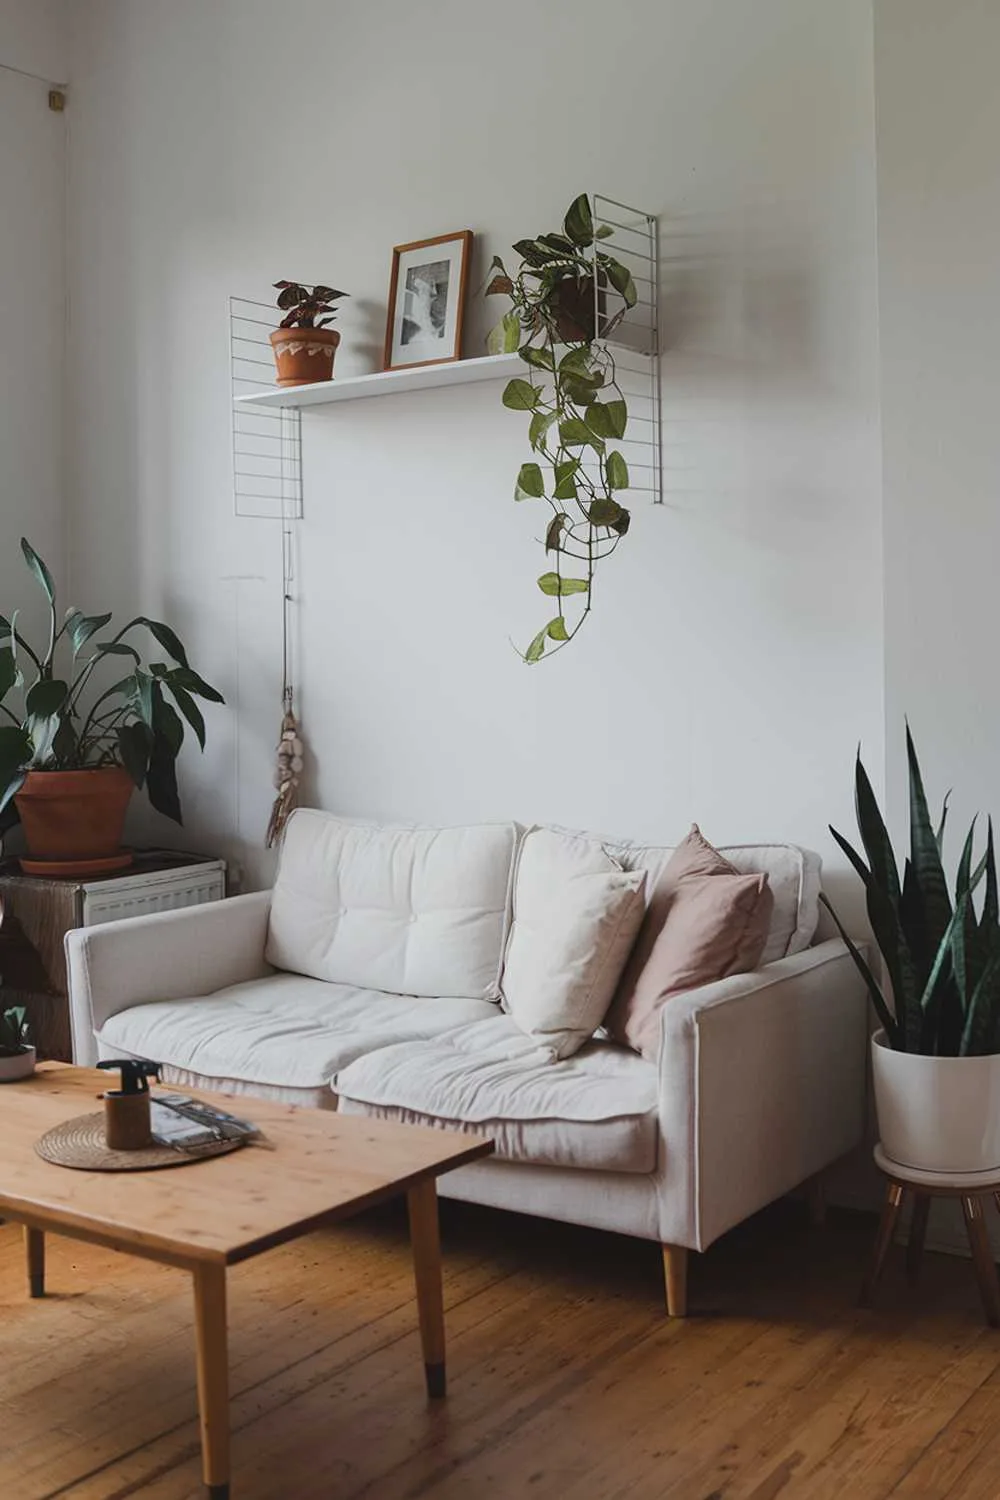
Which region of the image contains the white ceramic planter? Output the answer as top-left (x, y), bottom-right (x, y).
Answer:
top-left (0, 1046), bottom-right (36, 1084)
top-left (872, 1029), bottom-right (1000, 1174)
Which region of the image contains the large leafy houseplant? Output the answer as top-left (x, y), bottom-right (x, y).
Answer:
top-left (0, 539), bottom-right (223, 840)
top-left (486, 194), bottom-right (639, 662)
top-left (823, 727), bottom-right (1000, 1056)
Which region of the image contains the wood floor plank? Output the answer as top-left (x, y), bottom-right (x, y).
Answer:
top-left (6, 1202), bottom-right (1000, 1500)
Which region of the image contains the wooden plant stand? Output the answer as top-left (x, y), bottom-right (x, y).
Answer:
top-left (862, 1144), bottom-right (1000, 1326)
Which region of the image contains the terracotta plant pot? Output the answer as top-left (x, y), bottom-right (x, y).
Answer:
top-left (14, 767), bottom-right (135, 877)
top-left (547, 275), bottom-right (607, 344)
top-left (269, 326), bottom-right (341, 387)
top-left (0, 1046), bottom-right (36, 1083)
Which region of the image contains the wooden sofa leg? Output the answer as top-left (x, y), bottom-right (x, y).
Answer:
top-left (662, 1244), bottom-right (688, 1317)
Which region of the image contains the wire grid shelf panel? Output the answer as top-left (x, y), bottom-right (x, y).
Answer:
top-left (591, 194), bottom-right (662, 506)
top-left (230, 296), bottom-right (303, 520)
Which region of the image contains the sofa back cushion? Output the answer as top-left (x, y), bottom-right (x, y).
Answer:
top-left (501, 827), bottom-right (647, 1060)
top-left (601, 837), bottom-right (820, 968)
top-left (265, 810), bottom-right (518, 1000)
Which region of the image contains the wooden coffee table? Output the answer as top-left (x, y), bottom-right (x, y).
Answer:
top-left (0, 1065), bottom-right (493, 1497)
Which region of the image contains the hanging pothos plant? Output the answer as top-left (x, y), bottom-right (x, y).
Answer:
top-left (487, 194), bottom-right (638, 662)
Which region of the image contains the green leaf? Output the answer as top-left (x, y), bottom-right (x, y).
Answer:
top-left (93, 641), bottom-right (141, 661)
top-left (604, 399), bottom-right (628, 439)
top-left (117, 721), bottom-right (152, 788)
top-left (68, 611), bottom-right (113, 656)
top-left (519, 344), bottom-right (554, 373)
top-left (537, 573), bottom-right (589, 597)
top-left (587, 498), bottom-right (625, 527)
top-left (595, 224), bottom-right (615, 240)
top-left (133, 671), bottom-right (155, 728)
top-left (487, 311), bottom-right (521, 355)
top-left (819, 893), bottom-right (898, 1046)
top-left (525, 628), bottom-right (547, 664)
top-left (145, 735), bottom-right (182, 823)
top-left (547, 617), bottom-right (569, 642)
top-left (585, 403), bottom-right (614, 439)
top-left (0, 725), bottom-right (32, 786)
top-left (606, 451), bottom-right (630, 489)
top-left (604, 256), bottom-right (638, 308)
top-left (545, 514), bottom-right (569, 554)
top-left (143, 619), bottom-right (189, 667)
top-left (562, 377), bottom-right (599, 407)
top-left (559, 346), bottom-right (596, 377)
top-left (502, 378), bottom-right (541, 412)
top-left (25, 679), bottom-right (68, 718)
top-left (0, 645), bottom-right (16, 701)
top-left (20, 539), bottom-right (55, 604)
top-left (166, 667), bottom-right (225, 704)
top-left (515, 462), bottom-right (545, 500)
top-left (166, 682), bottom-right (206, 750)
top-left (559, 417), bottom-right (598, 449)
top-left (528, 410), bottom-right (557, 450)
top-left (152, 684), bottom-right (184, 756)
top-left (553, 460), bottom-right (580, 500)
top-left (563, 194), bottom-right (594, 247)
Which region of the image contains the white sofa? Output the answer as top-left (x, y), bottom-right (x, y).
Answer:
top-left (65, 810), bottom-right (868, 1315)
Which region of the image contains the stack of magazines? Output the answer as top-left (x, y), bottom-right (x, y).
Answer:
top-left (150, 1094), bottom-right (261, 1156)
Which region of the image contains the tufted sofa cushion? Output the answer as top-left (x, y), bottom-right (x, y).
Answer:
top-left (265, 810), bottom-right (518, 1000)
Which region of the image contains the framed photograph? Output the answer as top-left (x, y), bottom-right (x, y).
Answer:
top-left (383, 230), bottom-right (473, 372)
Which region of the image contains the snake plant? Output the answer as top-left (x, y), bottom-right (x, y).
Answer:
top-left (822, 727), bottom-right (1000, 1055)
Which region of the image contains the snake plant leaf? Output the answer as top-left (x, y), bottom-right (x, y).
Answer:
top-left (906, 724), bottom-right (953, 954)
top-left (982, 818), bottom-right (998, 930)
top-left (960, 950), bottom-right (1000, 1055)
top-left (936, 792), bottom-right (951, 853)
top-left (819, 893), bottom-right (898, 1046)
top-left (854, 752), bottom-right (902, 904)
top-left (830, 820), bottom-right (919, 1049)
top-left (952, 821), bottom-right (980, 1012)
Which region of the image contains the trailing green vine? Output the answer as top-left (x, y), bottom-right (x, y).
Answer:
top-left (487, 194), bottom-right (638, 662)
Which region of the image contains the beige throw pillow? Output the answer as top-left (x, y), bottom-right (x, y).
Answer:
top-left (606, 825), bottom-right (773, 1061)
top-left (501, 827), bottom-right (647, 1060)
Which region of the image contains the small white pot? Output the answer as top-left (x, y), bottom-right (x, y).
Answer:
top-left (872, 1029), bottom-right (1000, 1173)
top-left (0, 1046), bottom-right (36, 1084)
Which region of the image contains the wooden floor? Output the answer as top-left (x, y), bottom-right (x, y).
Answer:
top-left (4, 1198), bottom-right (1000, 1499)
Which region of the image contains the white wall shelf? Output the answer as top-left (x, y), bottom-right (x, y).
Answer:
top-left (233, 352), bottom-right (522, 411)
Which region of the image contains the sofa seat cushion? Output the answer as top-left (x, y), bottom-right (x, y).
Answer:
top-left (266, 810), bottom-right (518, 1000)
top-left (98, 975), bottom-right (497, 1093)
top-left (334, 1015), bottom-right (659, 1174)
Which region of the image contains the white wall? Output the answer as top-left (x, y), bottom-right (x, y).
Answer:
top-left (64, 0), bottom-right (885, 902)
top-left (0, 0), bottom-right (67, 626)
top-left (876, 0), bottom-right (1000, 846)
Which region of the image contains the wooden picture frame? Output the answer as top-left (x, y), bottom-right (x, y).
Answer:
top-left (383, 230), bottom-right (473, 372)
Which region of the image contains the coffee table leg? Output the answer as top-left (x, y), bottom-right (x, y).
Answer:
top-left (407, 1179), bottom-right (446, 1398)
top-left (25, 1226), bottom-right (44, 1299)
top-left (193, 1263), bottom-right (231, 1498)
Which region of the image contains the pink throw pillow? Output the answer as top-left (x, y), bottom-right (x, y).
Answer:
top-left (606, 825), bottom-right (773, 1060)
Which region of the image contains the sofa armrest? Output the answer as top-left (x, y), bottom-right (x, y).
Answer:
top-left (65, 890), bottom-right (273, 1066)
top-left (655, 937), bottom-right (869, 1251)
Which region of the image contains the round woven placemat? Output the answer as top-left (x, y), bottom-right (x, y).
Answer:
top-left (35, 1112), bottom-right (244, 1172)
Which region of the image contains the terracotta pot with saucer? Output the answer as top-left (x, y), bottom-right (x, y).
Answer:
top-left (14, 766), bottom-right (135, 877)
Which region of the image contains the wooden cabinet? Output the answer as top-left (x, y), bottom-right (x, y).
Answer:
top-left (0, 851), bottom-right (226, 1062)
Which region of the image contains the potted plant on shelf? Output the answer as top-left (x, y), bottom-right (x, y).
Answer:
top-left (823, 726), bottom-right (1000, 1175)
top-left (485, 194), bottom-right (639, 662)
top-left (0, 539), bottom-right (224, 877)
top-left (270, 281), bottom-right (349, 387)
top-left (0, 1004), bottom-right (35, 1083)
